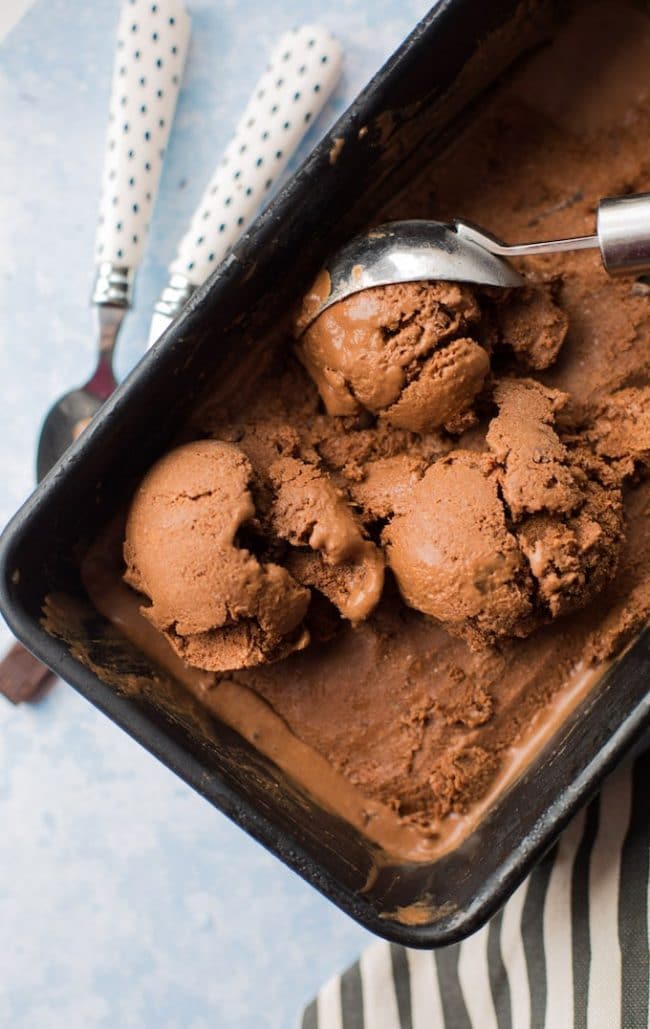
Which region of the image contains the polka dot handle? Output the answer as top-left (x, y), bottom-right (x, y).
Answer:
top-left (95, 0), bottom-right (191, 271)
top-left (169, 24), bottom-right (342, 287)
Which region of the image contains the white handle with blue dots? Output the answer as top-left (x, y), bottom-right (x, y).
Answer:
top-left (95, 0), bottom-right (191, 273)
top-left (168, 24), bottom-right (342, 287)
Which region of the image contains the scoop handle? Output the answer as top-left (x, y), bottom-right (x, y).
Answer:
top-left (597, 194), bottom-right (650, 276)
top-left (168, 24), bottom-right (342, 287)
top-left (458, 193), bottom-right (650, 277)
top-left (93, 0), bottom-right (191, 303)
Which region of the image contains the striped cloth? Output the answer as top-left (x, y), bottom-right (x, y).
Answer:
top-left (301, 745), bottom-right (650, 1029)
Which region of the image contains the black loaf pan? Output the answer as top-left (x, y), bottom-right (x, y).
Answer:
top-left (1, 0), bottom-right (650, 946)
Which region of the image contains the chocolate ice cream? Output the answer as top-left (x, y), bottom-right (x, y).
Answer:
top-left (296, 268), bottom-right (570, 435)
top-left (123, 440), bottom-right (311, 671)
top-left (491, 282), bottom-right (569, 370)
top-left (490, 380), bottom-right (623, 621)
top-left (124, 441), bottom-right (384, 672)
top-left (75, 3), bottom-right (650, 858)
top-left (296, 280), bottom-right (490, 433)
top-left (384, 380), bottom-right (623, 647)
top-left (590, 386), bottom-right (650, 478)
top-left (268, 456), bottom-right (384, 623)
top-left (384, 450), bottom-right (534, 647)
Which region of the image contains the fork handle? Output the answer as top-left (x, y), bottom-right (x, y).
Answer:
top-left (93, 0), bottom-right (191, 302)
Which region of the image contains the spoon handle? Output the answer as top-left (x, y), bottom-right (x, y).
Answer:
top-left (148, 25), bottom-right (342, 343)
top-left (92, 0), bottom-right (191, 306)
top-left (170, 25), bottom-right (342, 287)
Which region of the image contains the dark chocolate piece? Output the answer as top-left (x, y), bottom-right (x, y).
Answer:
top-left (0, 643), bottom-right (56, 704)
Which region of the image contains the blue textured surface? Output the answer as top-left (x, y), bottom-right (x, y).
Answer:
top-left (0, 1), bottom-right (432, 1026)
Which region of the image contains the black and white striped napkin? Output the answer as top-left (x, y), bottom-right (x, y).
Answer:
top-left (301, 743), bottom-right (650, 1029)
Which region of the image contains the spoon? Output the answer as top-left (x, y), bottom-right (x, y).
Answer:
top-left (299, 192), bottom-right (650, 330)
top-left (36, 292), bottom-right (130, 481)
top-left (36, 0), bottom-right (191, 482)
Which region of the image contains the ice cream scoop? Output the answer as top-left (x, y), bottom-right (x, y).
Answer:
top-left (123, 440), bottom-right (386, 671)
top-left (383, 380), bottom-right (624, 649)
top-left (297, 193), bottom-right (650, 330)
top-left (383, 451), bottom-right (534, 647)
top-left (296, 280), bottom-right (490, 433)
top-left (124, 440), bottom-right (311, 671)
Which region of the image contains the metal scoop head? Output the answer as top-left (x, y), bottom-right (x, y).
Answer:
top-left (298, 194), bottom-right (650, 332)
top-left (299, 220), bottom-right (524, 328)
